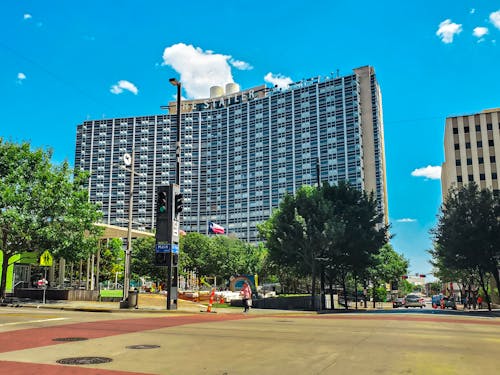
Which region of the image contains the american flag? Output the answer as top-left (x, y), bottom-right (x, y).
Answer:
top-left (208, 221), bottom-right (225, 234)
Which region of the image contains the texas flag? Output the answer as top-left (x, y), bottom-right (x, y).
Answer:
top-left (208, 221), bottom-right (225, 234)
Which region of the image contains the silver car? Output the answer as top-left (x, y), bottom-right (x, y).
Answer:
top-left (404, 294), bottom-right (425, 308)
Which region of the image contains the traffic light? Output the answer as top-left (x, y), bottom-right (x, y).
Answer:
top-left (174, 193), bottom-right (183, 215)
top-left (158, 190), bottom-right (168, 215)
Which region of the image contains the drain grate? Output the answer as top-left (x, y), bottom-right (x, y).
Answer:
top-left (57, 357), bottom-right (113, 365)
top-left (126, 344), bottom-right (161, 349)
top-left (53, 337), bottom-right (88, 342)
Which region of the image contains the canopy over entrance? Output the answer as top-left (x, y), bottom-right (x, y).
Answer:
top-left (95, 223), bottom-right (154, 240)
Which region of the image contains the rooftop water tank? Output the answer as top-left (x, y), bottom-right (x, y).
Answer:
top-left (225, 83), bottom-right (240, 95)
top-left (210, 86), bottom-right (224, 98)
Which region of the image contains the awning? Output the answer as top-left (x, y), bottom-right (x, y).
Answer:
top-left (94, 223), bottom-right (155, 240)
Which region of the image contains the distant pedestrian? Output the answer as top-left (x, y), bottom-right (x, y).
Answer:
top-left (240, 282), bottom-right (252, 313)
top-left (477, 296), bottom-right (483, 309)
top-left (463, 296), bottom-right (468, 310)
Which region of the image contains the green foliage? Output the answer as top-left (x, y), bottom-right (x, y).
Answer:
top-left (258, 181), bottom-right (389, 304)
top-left (99, 238), bottom-right (123, 282)
top-left (0, 139), bottom-right (102, 298)
top-left (180, 232), bottom-right (267, 282)
top-left (369, 243), bottom-right (409, 286)
top-left (130, 237), bottom-right (165, 281)
top-left (431, 183), bottom-right (500, 308)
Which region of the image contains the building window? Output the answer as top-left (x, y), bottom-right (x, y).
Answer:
top-left (477, 141), bottom-right (482, 148)
top-left (475, 125), bottom-right (481, 131)
top-left (480, 173), bottom-right (485, 180)
top-left (457, 175), bottom-right (463, 182)
top-left (467, 158), bottom-right (472, 165)
top-left (468, 174), bottom-right (473, 181)
top-left (493, 172), bottom-right (498, 180)
top-left (454, 144), bottom-right (460, 150)
top-left (464, 126), bottom-right (469, 133)
top-left (488, 140), bottom-right (494, 147)
top-left (487, 123), bottom-right (492, 130)
top-left (490, 156), bottom-right (496, 163)
top-left (455, 159), bottom-right (461, 166)
top-left (465, 142), bottom-right (471, 149)
top-left (478, 157), bottom-right (484, 164)
top-left (453, 127), bottom-right (458, 134)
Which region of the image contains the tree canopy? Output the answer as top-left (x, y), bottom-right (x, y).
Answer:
top-left (259, 181), bottom-right (389, 308)
top-left (0, 139), bottom-right (102, 298)
top-left (431, 183), bottom-right (500, 310)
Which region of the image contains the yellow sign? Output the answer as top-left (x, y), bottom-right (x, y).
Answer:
top-left (39, 250), bottom-right (53, 267)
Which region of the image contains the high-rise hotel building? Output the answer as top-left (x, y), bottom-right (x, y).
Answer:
top-left (441, 108), bottom-right (500, 198)
top-left (75, 65), bottom-right (388, 242)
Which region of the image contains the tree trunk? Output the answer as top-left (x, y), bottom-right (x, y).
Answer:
top-left (354, 274), bottom-right (358, 310)
top-left (311, 261), bottom-right (317, 311)
top-left (491, 266), bottom-right (500, 299)
top-left (329, 279), bottom-right (334, 310)
top-left (0, 232), bottom-right (9, 300)
top-left (478, 270), bottom-right (492, 311)
top-left (372, 283), bottom-right (377, 309)
top-left (342, 275), bottom-right (348, 310)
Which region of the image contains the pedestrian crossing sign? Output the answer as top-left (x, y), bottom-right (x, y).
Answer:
top-left (39, 250), bottom-right (53, 267)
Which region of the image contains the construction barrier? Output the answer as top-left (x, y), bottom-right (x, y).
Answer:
top-left (206, 288), bottom-right (215, 313)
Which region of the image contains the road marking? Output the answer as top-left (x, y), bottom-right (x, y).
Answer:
top-left (0, 317), bottom-right (67, 327)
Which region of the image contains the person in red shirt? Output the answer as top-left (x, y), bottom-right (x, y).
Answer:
top-left (477, 296), bottom-right (483, 309)
top-left (240, 282), bottom-right (252, 313)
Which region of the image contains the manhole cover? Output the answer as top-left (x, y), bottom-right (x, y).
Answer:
top-left (126, 344), bottom-right (161, 349)
top-left (53, 337), bottom-right (88, 342)
top-left (57, 357), bottom-right (112, 365)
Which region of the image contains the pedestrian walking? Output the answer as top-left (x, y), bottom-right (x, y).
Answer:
top-left (477, 296), bottom-right (483, 309)
top-left (240, 282), bottom-right (252, 313)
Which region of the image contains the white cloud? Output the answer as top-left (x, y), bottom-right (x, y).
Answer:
top-left (162, 43), bottom-right (235, 99)
top-left (110, 80), bottom-right (138, 95)
top-left (23, 14), bottom-right (32, 20)
top-left (230, 59), bottom-right (253, 71)
top-left (436, 19), bottom-right (462, 43)
top-left (264, 72), bottom-right (293, 89)
top-left (470, 8), bottom-right (476, 15)
top-left (411, 165), bottom-right (442, 180)
top-left (396, 218), bottom-right (417, 223)
top-left (490, 10), bottom-right (500, 29)
top-left (17, 72), bottom-right (26, 80)
top-left (473, 27), bottom-right (488, 38)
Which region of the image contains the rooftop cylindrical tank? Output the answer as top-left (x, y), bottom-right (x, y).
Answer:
top-left (225, 83), bottom-right (240, 95)
top-left (210, 86), bottom-right (224, 98)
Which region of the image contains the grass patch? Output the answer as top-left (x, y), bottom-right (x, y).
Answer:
top-left (100, 289), bottom-right (123, 298)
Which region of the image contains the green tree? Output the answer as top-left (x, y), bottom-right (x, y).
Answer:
top-left (180, 232), bottom-right (267, 285)
top-left (431, 183), bottom-right (500, 311)
top-left (369, 244), bottom-right (409, 306)
top-left (130, 237), bottom-right (165, 282)
top-left (99, 238), bottom-right (123, 283)
top-left (259, 182), bottom-right (388, 310)
top-left (0, 140), bottom-right (102, 299)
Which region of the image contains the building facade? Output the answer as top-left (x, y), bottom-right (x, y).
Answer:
top-left (441, 108), bottom-right (500, 198)
top-left (74, 65), bottom-right (388, 242)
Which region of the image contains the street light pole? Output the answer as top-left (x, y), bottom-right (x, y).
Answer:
top-left (168, 77), bottom-right (181, 310)
top-left (120, 148), bottom-right (135, 308)
top-left (169, 78), bottom-right (182, 186)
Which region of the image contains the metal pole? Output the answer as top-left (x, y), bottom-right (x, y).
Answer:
top-left (175, 83), bottom-right (181, 186)
top-left (123, 148), bottom-right (135, 305)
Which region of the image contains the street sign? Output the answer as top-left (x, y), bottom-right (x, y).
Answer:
top-left (155, 243), bottom-right (179, 254)
top-left (39, 250), bottom-right (53, 267)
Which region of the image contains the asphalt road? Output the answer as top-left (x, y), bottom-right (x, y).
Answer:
top-left (0, 306), bottom-right (499, 374)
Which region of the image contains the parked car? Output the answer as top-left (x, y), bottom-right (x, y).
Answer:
top-left (393, 297), bottom-right (404, 308)
top-left (404, 294), bottom-right (425, 308)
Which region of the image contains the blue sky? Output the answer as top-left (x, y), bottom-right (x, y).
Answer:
top-left (2, 1), bottom-right (500, 278)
